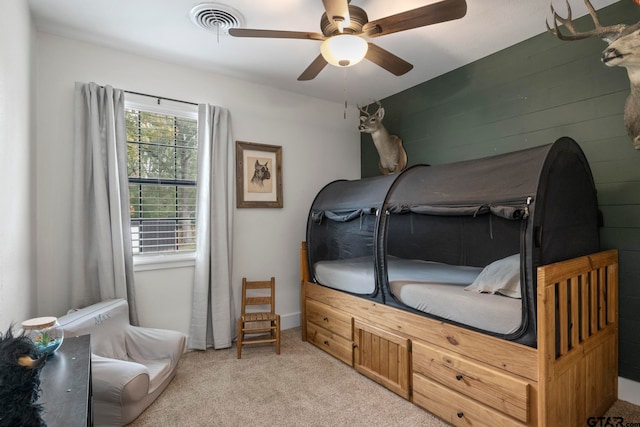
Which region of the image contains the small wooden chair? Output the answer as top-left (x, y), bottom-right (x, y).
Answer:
top-left (237, 277), bottom-right (280, 359)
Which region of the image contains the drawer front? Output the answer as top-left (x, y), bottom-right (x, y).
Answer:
top-left (306, 299), bottom-right (352, 340)
top-left (413, 374), bottom-right (525, 427)
top-left (306, 321), bottom-right (353, 366)
top-left (353, 320), bottom-right (411, 399)
top-left (413, 340), bottom-right (529, 423)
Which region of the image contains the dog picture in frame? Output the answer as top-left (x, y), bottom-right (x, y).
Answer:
top-left (236, 141), bottom-right (283, 208)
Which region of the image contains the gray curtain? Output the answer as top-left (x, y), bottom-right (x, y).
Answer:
top-left (70, 82), bottom-right (138, 324)
top-left (188, 104), bottom-right (235, 350)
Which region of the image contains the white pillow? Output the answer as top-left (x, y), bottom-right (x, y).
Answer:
top-left (465, 254), bottom-right (521, 298)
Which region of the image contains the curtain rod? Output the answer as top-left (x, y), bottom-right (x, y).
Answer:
top-left (124, 90), bottom-right (198, 106)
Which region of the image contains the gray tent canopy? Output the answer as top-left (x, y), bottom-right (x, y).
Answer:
top-left (306, 172), bottom-right (410, 298)
top-left (306, 137), bottom-right (600, 346)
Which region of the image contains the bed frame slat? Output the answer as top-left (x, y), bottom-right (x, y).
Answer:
top-left (599, 267), bottom-right (607, 330)
top-left (558, 282), bottom-right (569, 355)
top-left (580, 273), bottom-right (589, 342)
top-left (608, 266), bottom-right (617, 325)
top-left (570, 276), bottom-right (580, 350)
top-left (590, 270), bottom-right (598, 335)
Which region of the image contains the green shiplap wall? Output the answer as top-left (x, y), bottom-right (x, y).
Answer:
top-left (361, 0), bottom-right (640, 381)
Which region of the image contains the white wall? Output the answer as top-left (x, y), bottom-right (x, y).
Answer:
top-left (0, 1), bottom-right (36, 328)
top-left (34, 32), bottom-right (361, 336)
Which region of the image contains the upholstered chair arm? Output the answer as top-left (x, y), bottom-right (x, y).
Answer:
top-left (91, 354), bottom-right (149, 426)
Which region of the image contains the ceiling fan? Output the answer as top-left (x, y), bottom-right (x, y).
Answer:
top-left (228, 0), bottom-right (468, 81)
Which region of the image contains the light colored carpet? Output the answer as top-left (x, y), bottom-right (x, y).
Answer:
top-left (128, 327), bottom-right (640, 426)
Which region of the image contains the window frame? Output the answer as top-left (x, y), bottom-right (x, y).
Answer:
top-left (124, 94), bottom-right (199, 265)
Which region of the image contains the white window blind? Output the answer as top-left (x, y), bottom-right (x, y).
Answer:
top-left (125, 103), bottom-right (198, 254)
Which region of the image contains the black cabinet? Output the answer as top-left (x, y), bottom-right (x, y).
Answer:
top-left (39, 334), bottom-right (92, 426)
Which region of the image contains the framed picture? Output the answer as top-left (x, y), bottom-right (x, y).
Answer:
top-left (236, 141), bottom-right (283, 208)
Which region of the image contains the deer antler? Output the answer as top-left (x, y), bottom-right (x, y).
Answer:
top-left (357, 104), bottom-right (371, 117)
top-left (546, 0), bottom-right (627, 42)
top-left (357, 100), bottom-right (383, 117)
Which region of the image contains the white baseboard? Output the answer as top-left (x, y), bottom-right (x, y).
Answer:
top-left (281, 311), bottom-right (301, 330)
top-left (619, 377), bottom-right (640, 406)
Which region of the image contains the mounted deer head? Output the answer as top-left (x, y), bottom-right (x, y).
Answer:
top-left (358, 101), bottom-right (408, 175)
top-left (547, 0), bottom-right (640, 149)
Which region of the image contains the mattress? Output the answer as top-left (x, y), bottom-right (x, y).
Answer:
top-left (389, 281), bottom-right (522, 334)
top-left (314, 256), bottom-right (377, 294)
top-left (314, 256), bottom-right (522, 334)
top-left (387, 257), bottom-right (483, 283)
top-left (313, 256), bottom-right (483, 294)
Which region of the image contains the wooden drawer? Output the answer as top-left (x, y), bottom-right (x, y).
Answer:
top-left (413, 374), bottom-right (525, 427)
top-left (412, 340), bottom-right (529, 423)
top-left (306, 299), bottom-right (352, 340)
top-left (307, 321), bottom-right (353, 366)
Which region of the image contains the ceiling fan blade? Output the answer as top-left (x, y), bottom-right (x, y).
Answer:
top-left (365, 43), bottom-right (413, 76)
top-left (322, 0), bottom-right (351, 31)
top-left (229, 28), bottom-right (325, 41)
top-left (363, 0), bottom-right (467, 38)
top-left (298, 55), bottom-right (329, 81)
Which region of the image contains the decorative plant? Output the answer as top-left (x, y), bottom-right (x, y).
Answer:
top-left (35, 332), bottom-right (52, 347)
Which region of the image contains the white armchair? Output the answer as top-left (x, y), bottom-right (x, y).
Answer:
top-left (57, 299), bottom-right (185, 426)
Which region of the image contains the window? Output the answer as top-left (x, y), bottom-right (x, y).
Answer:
top-left (125, 104), bottom-right (198, 254)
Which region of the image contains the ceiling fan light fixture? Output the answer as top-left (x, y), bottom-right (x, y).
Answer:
top-left (320, 34), bottom-right (368, 68)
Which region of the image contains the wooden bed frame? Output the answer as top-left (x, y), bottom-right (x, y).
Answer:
top-left (300, 242), bottom-right (618, 426)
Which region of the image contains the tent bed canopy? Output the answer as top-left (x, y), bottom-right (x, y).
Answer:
top-left (306, 137), bottom-right (601, 347)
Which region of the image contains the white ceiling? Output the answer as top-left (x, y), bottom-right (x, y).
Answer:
top-left (27, 0), bottom-right (620, 105)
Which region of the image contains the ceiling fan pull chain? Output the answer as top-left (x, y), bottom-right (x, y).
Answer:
top-left (343, 68), bottom-right (348, 120)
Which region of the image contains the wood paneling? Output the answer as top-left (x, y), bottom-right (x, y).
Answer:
top-left (362, 0), bottom-right (640, 382)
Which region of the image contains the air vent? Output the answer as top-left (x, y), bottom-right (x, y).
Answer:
top-left (190, 3), bottom-right (244, 35)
